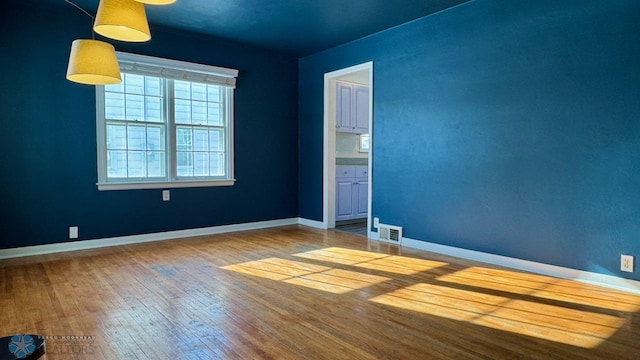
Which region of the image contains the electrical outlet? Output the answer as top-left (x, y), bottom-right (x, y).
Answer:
top-left (162, 190), bottom-right (170, 201)
top-left (69, 226), bottom-right (79, 239)
top-left (373, 217), bottom-right (379, 228)
top-left (621, 255), bottom-right (634, 273)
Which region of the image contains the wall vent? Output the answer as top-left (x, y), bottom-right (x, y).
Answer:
top-left (378, 224), bottom-right (403, 244)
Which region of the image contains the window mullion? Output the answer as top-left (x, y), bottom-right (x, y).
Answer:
top-left (166, 79), bottom-right (176, 182)
top-left (124, 122), bottom-right (129, 179)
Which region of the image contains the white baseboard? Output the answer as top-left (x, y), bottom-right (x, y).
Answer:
top-left (370, 230), bottom-right (640, 294)
top-left (0, 218), bottom-right (299, 260)
top-left (297, 218), bottom-right (327, 229)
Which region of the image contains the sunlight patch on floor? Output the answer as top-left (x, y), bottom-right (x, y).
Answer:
top-left (437, 267), bottom-right (640, 312)
top-left (223, 247), bottom-right (639, 348)
top-left (221, 258), bottom-right (329, 281)
top-left (369, 283), bottom-right (627, 348)
top-left (293, 248), bottom-right (387, 265)
top-left (222, 258), bottom-right (389, 294)
top-left (293, 247), bottom-right (447, 275)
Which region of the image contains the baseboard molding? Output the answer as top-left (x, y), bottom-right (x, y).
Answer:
top-left (0, 218), bottom-right (299, 260)
top-left (370, 230), bottom-right (640, 294)
top-left (297, 218), bottom-right (326, 229)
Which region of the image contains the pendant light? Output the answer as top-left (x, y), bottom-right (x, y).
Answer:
top-left (65, 1), bottom-right (121, 85)
top-left (94, 0), bottom-right (151, 42)
top-left (65, 0), bottom-right (176, 85)
top-left (135, 0), bottom-right (176, 4)
top-left (66, 39), bottom-right (122, 85)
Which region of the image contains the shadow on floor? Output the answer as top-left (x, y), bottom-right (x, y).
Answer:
top-left (335, 220), bottom-right (367, 237)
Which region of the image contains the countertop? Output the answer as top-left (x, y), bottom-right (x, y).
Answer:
top-left (336, 157), bottom-right (368, 166)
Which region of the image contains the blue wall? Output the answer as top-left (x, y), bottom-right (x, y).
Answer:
top-left (299, 0), bottom-right (640, 280)
top-left (0, 1), bottom-right (298, 249)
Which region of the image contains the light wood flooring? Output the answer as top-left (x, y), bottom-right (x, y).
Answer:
top-left (1, 225), bottom-right (640, 359)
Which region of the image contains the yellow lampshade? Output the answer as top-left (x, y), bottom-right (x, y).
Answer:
top-left (94, 0), bottom-right (151, 42)
top-left (135, 0), bottom-right (176, 4)
top-left (66, 39), bottom-right (122, 85)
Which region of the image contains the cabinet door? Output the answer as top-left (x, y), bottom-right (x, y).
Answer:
top-left (354, 166), bottom-right (368, 178)
top-left (354, 180), bottom-right (368, 218)
top-left (336, 83), bottom-right (352, 132)
top-left (336, 178), bottom-right (355, 220)
top-left (353, 86), bottom-right (369, 134)
top-left (336, 165), bottom-right (356, 178)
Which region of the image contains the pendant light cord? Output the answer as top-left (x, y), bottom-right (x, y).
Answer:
top-left (65, 0), bottom-right (96, 39)
top-left (65, 0), bottom-right (94, 19)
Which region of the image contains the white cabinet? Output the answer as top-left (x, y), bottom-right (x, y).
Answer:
top-left (336, 82), bottom-right (369, 134)
top-left (354, 181), bottom-right (368, 218)
top-left (337, 83), bottom-right (352, 131)
top-left (336, 178), bottom-right (355, 219)
top-left (336, 165), bottom-right (368, 221)
top-left (353, 86), bottom-right (369, 133)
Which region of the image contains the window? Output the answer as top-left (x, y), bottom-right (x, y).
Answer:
top-left (359, 134), bottom-right (370, 152)
top-left (96, 52), bottom-right (238, 190)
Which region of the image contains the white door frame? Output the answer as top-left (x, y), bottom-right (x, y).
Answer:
top-left (323, 62), bottom-right (374, 237)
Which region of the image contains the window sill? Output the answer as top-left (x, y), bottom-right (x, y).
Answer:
top-left (97, 179), bottom-right (236, 191)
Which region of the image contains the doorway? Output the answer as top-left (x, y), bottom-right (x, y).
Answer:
top-left (323, 62), bottom-right (373, 237)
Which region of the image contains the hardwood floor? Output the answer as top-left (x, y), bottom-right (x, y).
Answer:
top-left (1, 225), bottom-right (639, 359)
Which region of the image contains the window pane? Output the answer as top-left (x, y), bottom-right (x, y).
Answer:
top-left (359, 134), bottom-right (370, 152)
top-left (125, 74), bottom-right (145, 95)
top-left (176, 128), bottom-right (192, 151)
top-left (193, 129), bottom-right (209, 151)
top-left (207, 85), bottom-right (221, 102)
top-left (105, 92), bottom-right (125, 120)
top-left (175, 99), bottom-right (191, 124)
top-left (192, 101), bottom-right (206, 125)
top-left (192, 83), bottom-right (206, 101)
top-left (107, 150), bottom-right (127, 178)
top-left (127, 125), bottom-right (146, 150)
top-left (209, 129), bottom-right (224, 151)
top-left (177, 151), bottom-right (193, 176)
top-left (145, 77), bottom-right (162, 97)
top-left (145, 96), bottom-right (162, 122)
top-left (126, 94), bottom-right (145, 121)
top-left (146, 126), bottom-right (164, 151)
top-left (128, 151), bottom-right (146, 177)
top-left (210, 152), bottom-right (225, 176)
top-left (147, 151), bottom-right (165, 177)
top-left (107, 124), bottom-right (126, 150)
top-left (107, 81), bottom-right (124, 94)
top-left (174, 81), bottom-right (191, 99)
top-left (194, 152), bottom-right (209, 176)
top-left (207, 103), bottom-right (222, 126)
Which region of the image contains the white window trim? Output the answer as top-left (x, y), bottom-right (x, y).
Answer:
top-left (95, 52), bottom-right (238, 191)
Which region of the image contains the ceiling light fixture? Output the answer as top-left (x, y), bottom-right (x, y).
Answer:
top-left (65, 0), bottom-right (121, 85)
top-left (94, 0), bottom-right (151, 42)
top-left (65, 0), bottom-right (175, 85)
top-left (67, 39), bottom-right (122, 85)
